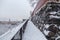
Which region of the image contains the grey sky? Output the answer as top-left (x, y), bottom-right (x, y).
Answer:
top-left (0, 0), bottom-right (32, 21)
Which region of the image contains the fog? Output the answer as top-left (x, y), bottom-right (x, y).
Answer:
top-left (0, 0), bottom-right (32, 21)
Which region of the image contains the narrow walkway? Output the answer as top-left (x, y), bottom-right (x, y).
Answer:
top-left (22, 21), bottom-right (47, 40)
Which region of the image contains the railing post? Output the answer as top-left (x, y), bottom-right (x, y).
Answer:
top-left (11, 37), bottom-right (14, 40)
top-left (20, 28), bottom-right (23, 40)
top-left (20, 20), bottom-right (29, 40)
top-left (11, 20), bottom-right (29, 40)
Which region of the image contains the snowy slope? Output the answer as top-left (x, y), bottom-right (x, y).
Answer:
top-left (22, 21), bottom-right (47, 40)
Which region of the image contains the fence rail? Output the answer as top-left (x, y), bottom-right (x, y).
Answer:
top-left (0, 20), bottom-right (28, 40)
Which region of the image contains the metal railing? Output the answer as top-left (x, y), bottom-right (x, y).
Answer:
top-left (0, 20), bottom-right (28, 40)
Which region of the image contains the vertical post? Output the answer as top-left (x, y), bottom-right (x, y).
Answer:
top-left (19, 20), bottom-right (28, 40)
top-left (20, 28), bottom-right (23, 40)
top-left (11, 37), bottom-right (14, 40)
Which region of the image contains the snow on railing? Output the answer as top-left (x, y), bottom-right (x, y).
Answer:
top-left (0, 20), bottom-right (28, 40)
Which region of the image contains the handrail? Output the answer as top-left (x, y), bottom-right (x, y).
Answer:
top-left (0, 20), bottom-right (28, 40)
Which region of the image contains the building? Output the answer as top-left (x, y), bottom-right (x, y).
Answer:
top-left (31, 0), bottom-right (60, 40)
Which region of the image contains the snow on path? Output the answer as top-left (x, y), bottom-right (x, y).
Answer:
top-left (22, 21), bottom-right (47, 40)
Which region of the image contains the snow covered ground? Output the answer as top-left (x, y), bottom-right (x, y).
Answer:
top-left (22, 21), bottom-right (47, 40)
top-left (0, 24), bottom-right (18, 36)
top-left (0, 20), bottom-right (27, 40)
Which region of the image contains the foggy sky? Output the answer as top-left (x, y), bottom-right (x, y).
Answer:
top-left (0, 0), bottom-right (32, 21)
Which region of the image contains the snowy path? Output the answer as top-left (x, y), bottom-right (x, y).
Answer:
top-left (22, 21), bottom-right (47, 40)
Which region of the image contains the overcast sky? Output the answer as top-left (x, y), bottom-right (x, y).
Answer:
top-left (0, 0), bottom-right (32, 21)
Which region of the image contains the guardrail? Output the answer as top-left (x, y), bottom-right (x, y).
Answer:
top-left (0, 20), bottom-right (28, 40)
